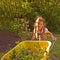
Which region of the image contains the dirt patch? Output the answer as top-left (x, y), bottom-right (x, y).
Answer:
top-left (0, 30), bottom-right (22, 52)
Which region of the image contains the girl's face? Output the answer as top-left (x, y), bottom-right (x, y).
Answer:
top-left (38, 21), bottom-right (44, 30)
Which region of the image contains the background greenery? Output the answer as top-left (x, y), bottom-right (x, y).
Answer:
top-left (0, 0), bottom-right (60, 35)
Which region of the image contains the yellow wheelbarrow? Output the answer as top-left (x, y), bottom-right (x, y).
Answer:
top-left (1, 41), bottom-right (51, 60)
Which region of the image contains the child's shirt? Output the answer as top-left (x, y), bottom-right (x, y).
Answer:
top-left (33, 27), bottom-right (48, 40)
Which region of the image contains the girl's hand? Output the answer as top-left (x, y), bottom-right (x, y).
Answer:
top-left (54, 37), bottom-right (57, 41)
top-left (53, 37), bottom-right (57, 42)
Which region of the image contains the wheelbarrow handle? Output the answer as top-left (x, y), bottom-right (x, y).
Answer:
top-left (50, 41), bottom-right (56, 50)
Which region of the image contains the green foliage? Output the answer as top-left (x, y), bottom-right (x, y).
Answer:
top-left (8, 45), bottom-right (45, 60)
top-left (18, 47), bottom-right (44, 60)
top-left (0, 0), bottom-right (60, 36)
top-left (10, 49), bottom-right (17, 60)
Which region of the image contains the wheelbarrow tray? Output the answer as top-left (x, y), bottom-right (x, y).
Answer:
top-left (1, 41), bottom-right (51, 60)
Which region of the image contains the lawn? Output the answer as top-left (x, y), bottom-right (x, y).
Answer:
top-left (0, 34), bottom-right (60, 60)
top-left (48, 34), bottom-right (60, 60)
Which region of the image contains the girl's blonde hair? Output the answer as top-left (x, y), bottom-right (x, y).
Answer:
top-left (34, 16), bottom-right (45, 27)
top-left (33, 16), bottom-right (45, 39)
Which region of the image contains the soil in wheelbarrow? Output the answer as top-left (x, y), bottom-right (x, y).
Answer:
top-left (0, 30), bottom-right (22, 52)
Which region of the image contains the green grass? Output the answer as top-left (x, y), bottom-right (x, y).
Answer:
top-left (0, 52), bottom-right (4, 60)
top-left (48, 34), bottom-right (60, 60)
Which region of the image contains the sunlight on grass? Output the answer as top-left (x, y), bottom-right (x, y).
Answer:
top-left (48, 34), bottom-right (60, 60)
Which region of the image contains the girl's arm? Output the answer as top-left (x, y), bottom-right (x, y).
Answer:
top-left (32, 29), bottom-right (36, 40)
top-left (32, 33), bottom-right (36, 40)
top-left (46, 31), bottom-right (57, 41)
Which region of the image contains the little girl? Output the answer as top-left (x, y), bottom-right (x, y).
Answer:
top-left (32, 16), bottom-right (56, 41)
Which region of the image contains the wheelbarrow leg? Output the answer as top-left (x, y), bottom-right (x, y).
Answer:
top-left (50, 41), bottom-right (55, 50)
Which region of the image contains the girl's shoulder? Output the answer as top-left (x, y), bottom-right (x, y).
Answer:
top-left (45, 27), bottom-right (48, 30)
top-left (44, 27), bottom-right (49, 33)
